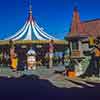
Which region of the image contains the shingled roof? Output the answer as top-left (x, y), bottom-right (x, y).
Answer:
top-left (81, 19), bottom-right (100, 37)
top-left (68, 7), bottom-right (100, 38)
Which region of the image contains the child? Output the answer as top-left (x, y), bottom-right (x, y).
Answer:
top-left (63, 56), bottom-right (70, 76)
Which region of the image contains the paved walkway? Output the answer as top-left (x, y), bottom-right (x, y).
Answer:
top-left (0, 66), bottom-right (100, 89)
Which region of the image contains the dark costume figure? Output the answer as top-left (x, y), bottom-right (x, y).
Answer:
top-left (84, 52), bottom-right (96, 77)
top-left (16, 45), bottom-right (26, 71)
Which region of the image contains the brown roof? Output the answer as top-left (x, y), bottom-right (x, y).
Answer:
top-left (68, 7), bottom-right (100, 38)
top-left (81, 19), bottom-right (100, 37)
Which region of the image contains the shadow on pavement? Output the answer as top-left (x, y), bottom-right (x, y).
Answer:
top-left (0, 75), bottom-right (100, 100)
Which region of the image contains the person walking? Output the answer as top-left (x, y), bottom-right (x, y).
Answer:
top-left (92, 43), bottom-right (100, 77)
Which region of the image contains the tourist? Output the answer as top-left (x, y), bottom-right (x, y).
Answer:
top-left (94, 44), bottom-right (100, 77)
top-left (91, 43), bottom-right (100, 77)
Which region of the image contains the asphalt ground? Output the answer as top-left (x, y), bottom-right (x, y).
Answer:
top-left (0, 66), bottom-right (100, 100)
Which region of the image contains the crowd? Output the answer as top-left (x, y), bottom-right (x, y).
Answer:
top-left (0, 41), bottom-right (100, 78)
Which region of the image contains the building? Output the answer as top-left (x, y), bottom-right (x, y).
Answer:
top-left (67, 6), bottom-right (100, 58)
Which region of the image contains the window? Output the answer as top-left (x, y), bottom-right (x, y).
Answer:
top-left (72, 41), bottom-right (79, 50)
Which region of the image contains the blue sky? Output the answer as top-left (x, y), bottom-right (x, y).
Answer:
top-left (0, 0), bottom-right (100, 39)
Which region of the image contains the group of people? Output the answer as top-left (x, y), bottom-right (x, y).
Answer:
top-left (63, 43), bottom-right (100, 78)
top-left (9, 45), bottom-right (36, 72)
top-left (0, 40), bottom-right (100, 78)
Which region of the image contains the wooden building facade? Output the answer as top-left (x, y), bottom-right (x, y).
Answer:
top-left (67, 6), bottom-right (100, 58)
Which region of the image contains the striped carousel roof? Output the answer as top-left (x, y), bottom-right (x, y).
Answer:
top-left (4, 5), bottom-right (57, 41)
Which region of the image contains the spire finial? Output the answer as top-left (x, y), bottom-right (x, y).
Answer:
top-left (71, 0), bottom-right (78, 11)
top-left (74, 5), bottom-right (78, 12)
top-left (29, 0), bottom-right (32, 16)
top-left (28, 0), bottom-right (33, 21)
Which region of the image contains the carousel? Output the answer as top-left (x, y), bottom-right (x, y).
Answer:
top-left (0, 3), bottom-right (67, 69)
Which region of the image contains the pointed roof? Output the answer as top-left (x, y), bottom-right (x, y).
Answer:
top-left (68, 7), bottom-right (100, 38)
top-left (68, 6), bottom-right (87, 38)
top-left (5, 2), bottom-right (57, 41)
top-left (69, 7), bottom-right (80, 35)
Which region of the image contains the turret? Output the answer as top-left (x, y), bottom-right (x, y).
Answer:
top-left (69, 6), bottom-right (81, 37)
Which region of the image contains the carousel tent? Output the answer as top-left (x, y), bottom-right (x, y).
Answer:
top-left (0, 3), bottom-right (66, 53)
top-left (4, 5), bottom-right (57, 41)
